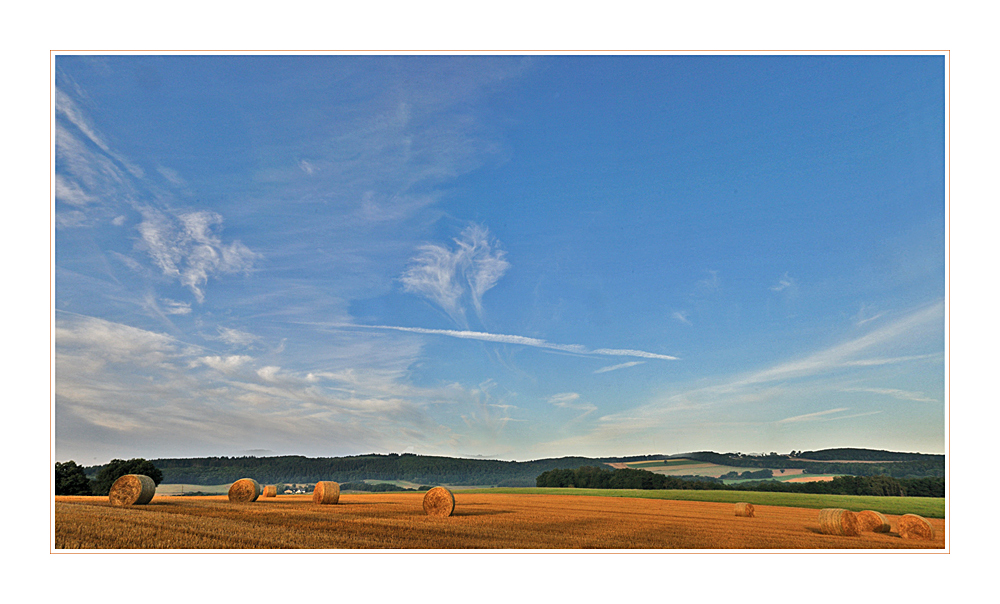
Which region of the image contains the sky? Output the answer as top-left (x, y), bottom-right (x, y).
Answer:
top-left (53, 54), bottom-right (946, 465)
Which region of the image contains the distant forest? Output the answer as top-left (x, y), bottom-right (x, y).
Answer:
top-left (82, 448), bottom-right (944, 487)
top-left (536, 466), bottom-right (945, 497)
top-left (87, 453), bottom-right (648, 486)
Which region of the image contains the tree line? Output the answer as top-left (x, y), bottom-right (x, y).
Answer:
top-left (56, 459), bottom-right (163, 496)
top-left (535, 466), bottom-right (944, 497)
top-left (110, 453), bottom-right (613, 486)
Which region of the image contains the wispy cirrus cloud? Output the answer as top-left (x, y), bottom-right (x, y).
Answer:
top-left (338, 323), bottom-right (679, 361)
top-left (740, 302), bottom-right (943, 386)
top-left (843, 387), bottom-right (936, 403)
top-left (853, 304), bottom-right (885, 327)
top-left (671, 311), bottom-right (692, 325)
top-left (770, 272), bottom-right (795, 292)
top-left (842, 354), bottom-right (938, 367)
top-left (777, 407), bottom-right (851, 423)
top-left (400, 224), bottom-right (510, 326)
top-left (207, 327), bottom-right (261, 348)
top-left (594, 361), bottom-right (645, 374)
top-left (547, 392), bottom-right (597, 418)
top-left (551, 301), bottom-right (942, 451)
top-left (137, 209), bottom-right (258, 303)
top-left (160, 298), bottom-right (192, 315)
top-left (697, 270), bottom-right (720, 292)
top-left (55, 87), bottom-right (144, 178)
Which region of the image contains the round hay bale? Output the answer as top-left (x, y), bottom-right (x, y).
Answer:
top-left (228, 478), bottom-right (262, 503)
top-left (109, 474), bottom-right (156, 507)
top-left (857, 510), bottom-right (891, 533)
top-left (818, 508), bottom-right (859, 536)
top-left (423, 486), bottom-right (455, 517)
top-left (312, 481), bottom-right (340, 505)
top-left (734, 502), bottom-right (755, 517)
top-left (263, 485), bottom-right (277, 498)
top-left (897, 513), bottom-right (935, 540)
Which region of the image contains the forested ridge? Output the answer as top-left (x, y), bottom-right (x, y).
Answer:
top-left (81, 448), bottom-right (944, 486)
top-left (536, 466), bottom-right (945, 497)
top-left (86, 453), bottom-right (618, 486)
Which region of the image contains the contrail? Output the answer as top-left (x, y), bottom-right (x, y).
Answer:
top-left (335, 323), bottom-right (679, 361)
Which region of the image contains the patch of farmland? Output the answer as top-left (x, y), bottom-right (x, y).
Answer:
top-left (619, 458), bottom-right (704, 469)
top-left (54, 493), bottom-right (944, 549)
top-left (793, 458), bottom-right (902, 464)
top-left (635, 462), bottom-right (757, 477)
top-left (784, 475), bottom-right (837, 483)
top-left (722, 472), bottom-right (840, 485)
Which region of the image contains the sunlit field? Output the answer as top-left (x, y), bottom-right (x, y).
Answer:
top-left (55, 492), bottom-right (945, 550)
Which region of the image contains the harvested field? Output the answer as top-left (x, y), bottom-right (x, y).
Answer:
top-left (54, 493), bottom-right (945, 550)
top-left (785, 475), bottom-right (837, 483)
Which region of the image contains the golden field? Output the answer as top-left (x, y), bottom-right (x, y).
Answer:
top-left (54, 492), bottom-right (945, 550)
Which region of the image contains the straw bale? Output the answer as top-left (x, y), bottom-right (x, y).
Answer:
top-left (109, 474), bottom-right (156, 507)
top-left (818, 508), bottom-right (859, 536)
top-left (312, 481), bottom-right (340, 504)
top-left (228, 478), bottom-right (262, 503)
top-left (734, 502), bottom-right (755, 517)
top-left (263, 485), bottom-right (277, 497)
top-left (423, 486), bottom-right (455, 517)
top-left (857, 510), bottom-right (891, 533)
top-left (897, 514), bottom-right (935, 540)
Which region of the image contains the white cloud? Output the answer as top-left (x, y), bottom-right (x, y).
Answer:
top-left (697, 270), bottom-right (720, 292)
top-left (594, 361), bottom-right (645, 374)
top-left (161, 298), bottom-right (192, 315)
top-left (198, 355), bottom-right (254, 375)
top-left (55, 174), bottom-right (95, 207)
top-left (55, 313), bottom-right (181, 369)
top-left (770, 272), bottom-right (794, 292)
top-left (210, 326), bottom-right (261, 347)
top-left (671, 310), bottom-right (692, 325)
top-left (400, 224), bottom-right (510, 325)
top-left (547, 392), bottom-right (580, 406)
top-left (137, 209), bottom-right (258, 303)
top-left (56, 210), bottom-right (88, 229)
top-left (546, 392), bottom-right (597, 419)
top-left (156, 166), bottom-right (185, 186)
top-left (257, 366), bottom-right (281, 382)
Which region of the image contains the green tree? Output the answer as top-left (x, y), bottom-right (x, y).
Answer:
top-left (55, 461), bottom-right (92, 495)
top-left (91, 459), bottom-right (164, 496)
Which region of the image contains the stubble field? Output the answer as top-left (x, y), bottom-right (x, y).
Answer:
top-left (55, 492), bottom-right (945, 550)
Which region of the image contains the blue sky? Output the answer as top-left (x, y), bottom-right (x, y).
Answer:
top-left (54, 54), bottom-right (945, 464)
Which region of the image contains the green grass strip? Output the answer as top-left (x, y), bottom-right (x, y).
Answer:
top-left (463, 488), bottom-right (945, 519)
